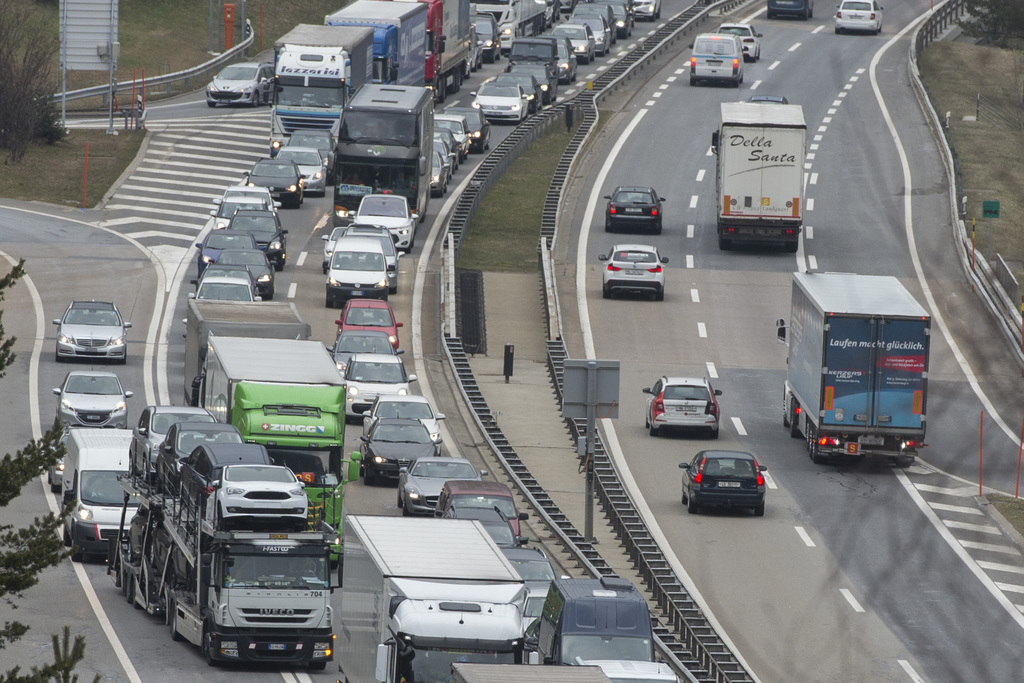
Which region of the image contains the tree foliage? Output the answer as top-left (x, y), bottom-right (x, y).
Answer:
top-left (962, 0), bottom-right (1024, 46)
top-left (0, 261), bottom-right (95, 683)
top-left (0, 0), bottom-right (61, 163)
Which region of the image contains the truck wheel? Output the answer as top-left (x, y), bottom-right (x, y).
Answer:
top-left (788, 400), bottom-right (802, 438)
top-left (897, 456), bottom-right (914, 468)
top-left (203, 624), bottom-right (221, 667)
top-left (785, 241), bottom-right (798, 253)
top-left (807, 427), bottom-right (826, 464)
top-left (167, 591), bottom-right (183, 641)
top-left (308, 661), bottom-right (327, 671)
top-left (718, 235), bottom-right (732, 250)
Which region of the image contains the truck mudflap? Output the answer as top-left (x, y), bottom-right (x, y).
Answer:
top-left (207, 628), bottom-right (335, 666)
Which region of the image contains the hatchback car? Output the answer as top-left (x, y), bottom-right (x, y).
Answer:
top-left (643, 376), bottom-right (722, 438)
top-left (342, 353), bottom-right (417, 416)
top-left (329, 329), bottom-right (400, 374)
top-left (511, 63), bottom-right (558, 105)
top-left (333, 224), bottom-right (401, 293)
top-left (434, 479), bottom-right (527, 536)
top-left (194, 230), bottom-right (258, 278)
top-left (473, 82), bottom-right (531, 124)
top-left (222, 209), bottom-right (288, 270)
top-left (156, 422), bottom-right (244, 495)
top-left (284, 130), bottom-right (337, 183)
top-left (189, 274), bottom-right (260, 302)
top-left (492, 73), bottom-right (542, 115)
top-left (434, 114), bottom-right (472, 161)
top-left (274, 146), bottom-right (328, 196)
top-left (359, 418), bottom-right (441, 485)
top-left (336, 299), bottom-right (403, 349)
top-left (717, 23), bottom-right (762, 61)
top-left (355, 194), bottom-right (417, 251)
top-left (444, 106), bottom-right (491, 153)
top-left (362, 394), bottom-right (446, 445)
top-left (398, 457), bottom-right (486, 516)
top-left (679, 450), bottom-right (766, 516)
top-left (475, 13), bottom-right (503, 63)
top-left (571, 14), bottom-right (611, 55)
top-left (130, 406), bottom-right (215, 480)
top-left (53, 301), bottom-right (132, 364)
top-left (632, 0), bottom-right (660, 20)
top-left (433, 136), bottom-right (459, 177)
top-left (690, 33), bottom-right (744, 87)
top-left (604, 186), bottom-right (665, 234)
top-left (211, 464), bottom-right (308, 531)
top-left (553, 23), bottom-right (596, 65)
top-left (598, 244), bottom-right (668, 300)
top-left (206, 61), bottom-right (274, 107)
top-left (325, 237), bottom-right (391, 306)
top-left (54, 370), bottom-right (132, 429)
top-left (215, 248), bottom-right (275, 300)
top-left (431, 150), bottom-right (450, 197)
top-left (834, 0), bottom-right (882, 34)
top-left (551, 34), bottom-right (579, 84)
top-left (244, 159), bottom-right (304, 208)
top-left (608, 2), bottom-right (633, 39)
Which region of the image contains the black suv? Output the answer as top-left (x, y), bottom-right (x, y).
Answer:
top-left (156, 422), bottom-right (243, 495)
top-left (224, 208), bottom-right (288, 271)
top-left (506, 37), bottom-right (560, 77)
top-left (179, 443), bottom-right (271, 513)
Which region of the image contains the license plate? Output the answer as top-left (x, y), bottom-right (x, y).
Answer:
top-left (718, 481), bottom-right (741, 488)
top-left (859, 435), bottom-right (884, 446)
top-left (350, 290), bottom-right (364, 296)
top-left (707, 60), bottom-right (722, 65)
top-left (624, 207), bottom-right (642, 214)
top-left (268, 643), bottom-right (287, 651)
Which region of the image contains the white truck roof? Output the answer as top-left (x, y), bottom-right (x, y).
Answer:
top-left (793, 272), bottom-right (930, 318)
top-left (721, 101), bottom-right (805, 128)
top-left (275, 24), bottom-right (374, 49)
top-left (68, 428), bottom-right (133, 468)
top-left (327, 0), bottom-right (424, 24)
top-left (451, 663), bottom-right (615, 683)
top-left (207, 336), bottom-right (342, 385)
top-left (348, 515), bottom-right (521, 581)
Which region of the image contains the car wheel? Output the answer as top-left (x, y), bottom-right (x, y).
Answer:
top-left (206, 101), bottom-right (216, 108)
top-left (709, 425), bottom-right (719, 439)
top-left (649, 421), bottom-right (659, 437)
top-left (325, 294), bottom-right (334, 308)
top-left (654, 288), bottom-right (664, 302)
top-left (689, 77), bottom-right (697, 86)
top-left (602, 284), bottom-right (611, 299)
top-left (686, 492), bottom-right (699, 514)
top-left (753, 503), bottom-right (765, 517)
top-left (767, 11), bottom-right (774, 18)
top-left (119, 353), bottom-right (127, 365)
top-left (364, 468), bottom-right (376, 486)
top-left (835, 26), bottom-right (842, 34)
top-left (55, 351), bottom-right (64, 363)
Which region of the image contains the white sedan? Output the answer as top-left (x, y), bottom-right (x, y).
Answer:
top-left (354, 194), bottom-right (417, 251)
top-left (209, 464), bottom-right (308, 532)
top-left (716, 23), bottom-right (762, 62)
top-left (472, 83), bottom-right (531, 124)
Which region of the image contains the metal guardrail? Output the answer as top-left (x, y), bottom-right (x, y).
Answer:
top-left (53, 20), bottom-right (255, 106)
top-left (439, 1), bottom-right (757, 681)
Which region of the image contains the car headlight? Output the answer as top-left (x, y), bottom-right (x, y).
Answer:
top-left (77, 506), bottom-right (93, 521)
top-left (617, 20), bottom-right (625, 26)
top-left (314, 171), bottom-right (323, 180)
top-left (472, 101), bottom-right (481, 108)
top-left (258, 274), bottom-right (271, 283)
top-left (113, 401), bottom-right (127, 412)
top-left (502, 27), bottom-right (512, 35)
top-left (484, 39), bottom-right (493, 47)
top-left (56, 462), bottom-right (64, 472)
top-left (287, 185), bottom-right (298, 192)
top-left (289, 487), bottom-right (304, 496)
top-left (269, 240), bottom-right (282, 250)
top-left (373, 455), bottom-right (385, 464)
top-left (61, 398), bottom-right (73, 409)
top-left (247, 182), bottom-right (256, 187)
top-left (271, 140), bottom-right (282, 150)
top-left (58, 333), bottom-right (72, 344)
top-left (472, 131), bottom-right (481, 138)
top-left (335, 207), bottom-right (351, 218)
top-left (202, 255), bottom-right (214, 263)
top-left (575, 45), bottom-right (585, 52)
top-left (429, 432), bottom-right (441, 443)
top-left (111, 336), bottom-right (126, 347)
top-left (398, 228), bottom-right (409, 235)
top-left (540, 84), bottom-right (548, 91)
top-left (215, 220), bottom-right (229, 229)
top-left (432, 173), bottom-right (440, 183)
top-left (348, 386), bottom-right (360, 396)
top-left (375, 278), bottom-right (387, 288)
top-left (336, 361), bottom-right (347, 372)
top-left (397, 388), bottom-right (409, 396)
top-left (226, 487), bottom-right (245, 495)
top-left (388, 334), bottom-right (398, 345)
top-left (511, 103), bottom-right (521, 110)
top-left (560, 61), bottom-right (569, 69)
top-left (328, 277), bottom-right (340, 286)
top-left (407, 489), bottom-right (420, 500)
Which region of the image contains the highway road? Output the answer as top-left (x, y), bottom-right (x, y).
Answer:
top-left (2, 0), bottom-right (1022, 680)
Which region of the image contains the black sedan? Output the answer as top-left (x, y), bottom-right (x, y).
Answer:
top-left (194, 229), bottom-right (258, 278)
top-left (216, 248), bottom-right (276, 300)
top-left (604, 186), bottom-right (665, 234)
top-left (444, 106), bottom-right (491, 153)
top-left (359, 417), bottom-right (441, 486)
top-left (244, 159), bottom-right (304, 208)
top-left (224, 208), bottom-right (288, 270)
top-left (679, 450), bottom-right (766, 516)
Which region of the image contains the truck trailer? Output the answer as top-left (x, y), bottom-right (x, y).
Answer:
top-left (184, 299), bottom-right (311, 406)
top-left (450, 663), bottom-right (615, 683)
top-left (270, 24), bottom-right (375, 153)
top-left (200, 336), bottom-right (357, 558)
top-left (778, 272), bottom-right (930, 466)
top-left (711, 102), bottom-right (806, 252)
top-left (475, 0), bottom-right (547, 45)
top-left (397, 0), bottom-right (473, 102)
top-left (339, 515), bottom-right (528, 683)
top-left (326, 0), bottom-right (429, 88)
top-left (109, 473), bottom-right (336, 668)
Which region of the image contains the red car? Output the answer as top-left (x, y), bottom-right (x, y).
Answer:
top-left (335, 299), bottom-right (402, 350)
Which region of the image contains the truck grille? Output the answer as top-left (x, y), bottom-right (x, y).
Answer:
top-left (239, 609), bottom-right (314, 624)
top-left (279, 115), bottom-right (337, 134)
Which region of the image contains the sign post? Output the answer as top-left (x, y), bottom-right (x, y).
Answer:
top-left (982, 200), bottom-right (1000, 264)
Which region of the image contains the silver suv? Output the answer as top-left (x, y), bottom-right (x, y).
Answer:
top-left (53, 301), bottom-right (132, 364)
top-left (598, 243), bottom-right (668, 301)
top-left (643, 376), bottom-right (722, 438)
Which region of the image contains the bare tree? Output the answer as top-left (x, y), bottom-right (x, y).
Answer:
top-left (0, 0), bottom-right (59, 163)
top-left (963, 0), bottom-right (1024, 45)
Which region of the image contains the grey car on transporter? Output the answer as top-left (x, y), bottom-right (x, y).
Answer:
top-left (53, 301), bottom-right (132, 364)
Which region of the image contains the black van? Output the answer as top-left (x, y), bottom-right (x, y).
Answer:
top-left (533, 576), bottom-right (655, 665)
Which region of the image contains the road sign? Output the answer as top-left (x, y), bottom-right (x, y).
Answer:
top-left (982, 200), bottom-right (1000, 219)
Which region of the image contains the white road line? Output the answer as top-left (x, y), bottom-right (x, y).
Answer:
top-left (810, 172), bottom-right (819, 185)
top-left (666, 76), bottom-right (677, 82)
top-left (768, 60), bottom-right (780, 70)
top-left (812, 25), bottom-right (824, 34)
top-left (817, 125), bottom-right (828, 132)
top-left (706, 146), bottom-right (714, 156)
top-left (915, 483), bottom-right (977, 496)
top-left (658, 83), bottom-right (669, 90)
top-left (114, 194), bottom-right (212, 210)
top-left (822, 116), bottom-right (832, 123)
top-left (697, 322), bottom-right (707, 338)
top-left (118, 184), bottom-right (221, 200)
top-left (832, 99), bottom-right (842, 106)
top-left (596, 65), bottom-right (608, 71)
top-left (696, 169), bottom-right (705, 182)
top-left (995, 582), bottom-right (1024, 595)
top-left (763, 471), bottom-right (777, 490)
top-left (804, 162), bottom-right (812, 170)
top-left (286, 282), bottom-right (297, 299)
top-left (652, 91), bottom-right (663, 98)
top-left (806, 152), bottom-right (816, 160)
top-left (788, 43), bottom-right (801, 52)
top-left (850, 75), bottom-right (859, 81)
top-left (690, 288), bottom-right (700, 303)
top-left (828, 108), bottom-right (837, 115)
top-left (928, 501), bottom-right (983, 515)
top-left (126, 230), bottom-right (196, 242)
top-left (646, 100), bottom-right (657, 106)
top-left (838, 91), bottom-right (847, 98)
top-left (104, 216), bottom-right (200, 230)
top-left (750, 79), bottom-right (761, 90)
top-left (705, 361), bottom-right (718, 378)
top-left (978, 560), bottom-right (1024, 575)
top-left (959, 539), bottom-right (1020, 555)
top-left (814, 134), bottom-right (823, 141)
top-left (810, 143), bottom-right (819, 151)
top-left (795, 526), bottom-right (816, 547)
top-left (674, 68), bottom-right (685, 74)
top-left (806, 225), bottom-right (813, 239)
top-left (840, 588), bottom-right (865, 613)
top-left (689, 195), bottom-right (698, 208)
top-left (898, 660), bottom-right (926, 683)
top-left (686, 224), bottom-right (695, 238)
top-left (807, 255), bottom-right (817, 270)
top-left (685, 254), bottom-right (694, 268)
top-left (104, 204), bottom-right (209, 219)
top-left (296, 251), bottom-right (308, 267)
top-left (806, 198), bottom-right (815, 211)
top-left (856, 67), bottom-right (866, 73)
top-left (943, 520), bottom-right (1001, 535)
top-left (844, 83), bottom-right (853, 90)
top-left (730, 417), bottom-right (746, 435)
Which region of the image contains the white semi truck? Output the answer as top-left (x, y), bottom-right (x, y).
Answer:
top-left (711, 101), bottom-right (806, 252)
top-left (339, 515), bottom-right (528, 683)
top-left (475, 0), bottom-right (547, 45)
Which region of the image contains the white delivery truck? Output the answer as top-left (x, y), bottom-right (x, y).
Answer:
top-left (711, 102), bottom-right (806, 252)
top-left (62, 428), bottom-right (135, 562)
top-left (476, 0), bottom-right (547, 44)
top-left (339, 515), bottom-right (528, 683)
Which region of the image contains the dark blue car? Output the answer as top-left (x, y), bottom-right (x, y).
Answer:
top-left (194, 230), bottom-right (258, 277)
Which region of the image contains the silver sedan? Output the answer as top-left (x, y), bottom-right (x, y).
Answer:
top-left (397, 457), bottom-right (486, 516)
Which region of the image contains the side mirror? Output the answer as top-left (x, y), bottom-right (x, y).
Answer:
top-left (281, 229), bottom-right (289, 235)
top-left (678, 462), bottom-right (690, 469)
top-left (711, 130), bottom-right (720, 154)
top-left (125, 391), bottom-right (134, 399)
top-left (188, 293), bottom-right (196, 299)
top-left (322, 235), bottom-right (330, 241)
top-left (53, 388), bottom-right (61, 396)
top-left (642, 387), bottom-right (653, 395)
top-left (759, 465), bottom-right (767, 472)
top-left (598, 253), bottom-right (608, 261)
top-left (395, 322), bottom-right (404, 328)
top-left (436, 413), bottom-right (447, 420)
top-left (253, 296), bottom-right (262, 302)
top-left (124, 322), bottom-right (132, 329)
top-left (660, 256), bottom-right (669, 264)
top-left (602, 195), bottom-right (611, 199)
top-left (408, 374), bottom-right (418, 383)
top-left (52, 319), bottom-right (61, 325)
top-left (518, 512), bottom-right (528, 521)
top-left (209, 210), bottom-right (217, 216)
top-left (776, 318), bottom-right (787, 344)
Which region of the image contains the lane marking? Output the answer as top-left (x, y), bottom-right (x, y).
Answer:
top-left (697, 322), bottom-right (707, 338)
top-left (812, 25), bottom-right (824, 34)
top-left (810, 172), bottom-right (819, 185)
top-left (810, 143), bottom-right (819, 151)
top-left (646, 100), bottom-right (657, 106)
top-left (667, 76), bottom-right (677, 82)
top-left (843, 83), bottom-right (853, 90)
top-left (763, 471), bottom-right (777, 489)
top-left (750, 79), bottom-right (761, 90)
top-left (788, 43), bottom-right (801, 52)
top-left (696, 169), bottom-right (705, 182)
top-left (943, 520), bottom-right (1001, 535)
top-left (287, 282), bottom-right (297, 299)
top-left (807, 255), bottom-right (817, 271)
top-left (832, 99), bottom-right (842, 106)
top-left (898, 660), bottom-right (926, 683)
top-left (690, 288), bottom-right (700, 303)
top-left (768, 60), bottom-right (780, 70)
top-left (995, 582), bottom-right (1024, 595)
top-left (978, 561), bottom-right (1024, 575)
top-left (814, 134), bottom-right (823, 141)
top-left (817, 125), bottom-right (828, 133)
top-left (705, 361), bottom-right (717, 378)
top-left (806, 198), bottom-right (815, 211)
top-left (795, 526), bottom-right (816, 547)
top-left (689, 195), bottom-right (698, 208)
top-left (652, 91), bottom-right (663, 98)
top-left (838, 91), bottom-right (847, 98)
top-left (296, 251), bottom-right (308, 267)
top-left (806, 225), bottom-right (813, 239)
top-left (959, 540), bottom-right (1020, 555)
top-left (928, 501), bottom-right (983, 515)
top-left (658, 83), bottom-right (669, 90)
top-left (840, 588), bottom-right (865, 613)
top-left (685, 254), bottom-right (694, 269)
top-left (686, 224), bottom-right (695, 238)
top-left (706, 146), bottom-right (714, 156)
top-left (730, 417), bottom-right (746, 435)
top-left (915, 483), bottom-right (976, 496)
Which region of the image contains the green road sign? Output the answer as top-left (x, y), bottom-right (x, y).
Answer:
top-left (983, 200), bottom-right (1000, 219)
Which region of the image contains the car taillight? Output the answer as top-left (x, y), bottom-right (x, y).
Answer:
top-left (732, 58), bottom-right (739, 74)
top-left (651, 393), bottom-right (665, 419)
top-left (869, 12), bottom-right (876, 18)
top-left (690, 56), bottom-right (696, 72)
top-left (647, 266), bottom-right (662, 273)
top-left (706, 398), bottom-right (719, 417)
top-left (651, 207), bottom-right (658, 216)
top-left (609, 204), bottom-right (617, 214)
top-left (203, 486), bottom-right (214, 495)
top-left (693, 471), bottom-right (702, 484)
top-left (756, 467), bottom-right (765, 487)
top-left (607, 264), bottom-right (622, 272)
top-left (836, 10), bottom-right (842, 17)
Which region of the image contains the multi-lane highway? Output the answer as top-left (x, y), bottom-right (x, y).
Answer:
top-left (2, 0), bottom-right (1023, 680)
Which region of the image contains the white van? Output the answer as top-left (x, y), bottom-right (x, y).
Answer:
top-left (690, 33), bottom-right (744, 87)
top-left (62, 428), bottom-right (136, 561)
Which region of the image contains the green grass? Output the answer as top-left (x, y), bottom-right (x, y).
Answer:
top-left (989, 494), bottom-right (1024, 539)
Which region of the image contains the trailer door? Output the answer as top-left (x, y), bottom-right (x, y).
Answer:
top-left (872, 317), bottom-right (928, 430)
top-left (820, 316), bottom-right (874, 428)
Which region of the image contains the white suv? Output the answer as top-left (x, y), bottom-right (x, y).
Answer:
top-left (643, 377), bottom-right (722, 438)
top-left (209, 464), bottom-right (308, 532)
top-left (834, 0), bottom-right (883, 34)
top-left (598, 243), bottom-right (668, 301)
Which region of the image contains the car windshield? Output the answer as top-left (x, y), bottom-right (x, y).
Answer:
top-left (197, 283), bottom-right (252, 301)
top-left (509, 557), bottom-right (555, 581)
top-left (275, 83), bottom-right (346, 108)
top-left (205, 233), bottom-right (252, 250)
top-left (842, 1), bottom-right (872, 8)
top-left (663, 385), bottom-right (710, 400)
top-left (702, 457), bottom-right (757, 478)
top-left (372, 423), bottom-right (430, 443)
top-left (229, 214), bottom-right (278, 234)
top-left (410, 460), bottom-right (477, 478)
top-left (345, 306), bottom-right (393, 327)
top-left (498, 75), bottom-right (535, 90)
top-left (480, 520), bottom-right (515, 547)
top-left (525, 595), bottom-right (546, 618)
top-left (223, 553), bottom-right (328, 590)
top-left (614, 190), bottom-right (654, 203)
top-left (451, 494), bottom-right (516, 518)
top-left (612, 249), bottom-right (656, 263)
top-left (475, 19), bottom-right (495, 35)
top-left (65, 307), bottom-right (121, 326)
top-left (358, 196), bottom-right (407, 218)
top-left (435, 119), bottom-right (463, 134)
top-left (151, 411), bottom-right (214, 434)
top-left (559, 635), bottom-right (652, 664)
top-left (336, 333), bottom-right (394, 355)
top-left (289, 132), bottom-right (331, 149)
top-left (277, 150), bottom-right (323, 166)
top-left (446, 108), bottom-right (484, 127)
top-left (218, 250), bottom-right (268, 267)
top-left (202, 267), bottom-right (250, 282)
top-left (516, 65), bottom-right (548, 79)
top-left (175, 429), bottom-right (242, 455)
top-left (555, 26), bottom-right (588, 39)
top-left (511, 43), bottom-right (554, 58)
top-left (80, 471), bottom-right (136, 506)
top-left (376, 401), bottom-right (432, 420)
top-left (252, 162), bottom-right (297, 178)
top-left (217, 65), bottom-right (258, 80)
top-left (330, 250), bottom-right (385, 272)
top-left (216, 199), bottom-right (266, 218)
top-left (65, 375), bottom-right (121, 395)
top-left (223, 465), bottom-right (297, 483)
top-left (268, 449), bottom-right (335, 487)
top-left (347, 361), bottom-right (406, 383)
top-left (479, 83), bottom-right (521, 98)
